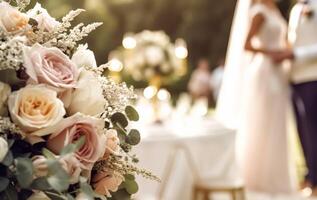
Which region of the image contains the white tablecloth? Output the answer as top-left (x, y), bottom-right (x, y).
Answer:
top-left (133, 118), bottom-right (237, 200)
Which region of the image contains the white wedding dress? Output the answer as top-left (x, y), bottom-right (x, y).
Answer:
top-left (237, 4), bottom-right (295, 193)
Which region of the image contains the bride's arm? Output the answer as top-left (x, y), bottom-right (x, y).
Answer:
top-left (244, 13), bottom-right (270, 54)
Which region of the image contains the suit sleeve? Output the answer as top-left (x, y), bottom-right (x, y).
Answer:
top-left (295, 44), bottom-right (317, 62)
top-left (288, 4), bottom-right (302, 44)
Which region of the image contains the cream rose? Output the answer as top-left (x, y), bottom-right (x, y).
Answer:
top-left (36, 113), bottom-right (106, 170)
top-left (103, 129), bottom-right (120, 160)
top-left (72, 44), bottom-right (97, 68)
top-left (8, 85), bottom-right (65, 134)
top-left (32, 155), bottom-right (82, 184)
top-left (67, 69), bottom-right (106, 116)
top-left (27, 3), bottom-right (60, 32)
top-left (23, 44), bottom-right (79, 91)
top-left (0, 2), bottom-right (29, 33)
top-left (92, 169), bottom-right (123, 197)
top-left (0, 137), bottom-right (8, 162)
top-left (0, 81), bottom-right (11, 116)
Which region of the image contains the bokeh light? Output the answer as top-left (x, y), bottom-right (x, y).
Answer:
top-left (143, 86), bottom-right (157, 99)
top-left (175, 38), bottom-right (188, 59)
top-left (108, 58), bottom-right (123, 72)
top-left (157, 89), bottom-right (171, 101)
top-left (122, 34), bottom-right (137, 49)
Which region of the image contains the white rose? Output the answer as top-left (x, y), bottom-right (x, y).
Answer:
top-left (0, 137), bottom-right (8, 162)
top-left (27, 191), bottom-right (51, 200)
top-left (68, 69), bottom-right (106, 116)
top-left (72, 44), bottom-right (97, 68)
top-left (8, 84), bottom-right (66, 134)
top-left (27, 3), bottom-right (60, 32)
top-left (0, 2), bottom-right (29, 33)
top-left (0, 81), bottom-right (11, 116)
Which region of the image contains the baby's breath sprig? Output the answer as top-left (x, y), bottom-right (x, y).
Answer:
top-left (84, 64), bottom-right (136, 118)
top-left (0, 117), bottom-right (25, 137)
top-left (107, 155), bottom-right (160, 182)
top-left (0, 30), bottom-right (26, 71)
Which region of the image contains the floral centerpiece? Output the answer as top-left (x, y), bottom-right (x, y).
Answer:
top-left (0, 0), bottom-right (157, 199)
top-left (115, 30), bottom-right (185, 86)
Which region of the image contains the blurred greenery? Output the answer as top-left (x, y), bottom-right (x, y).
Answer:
top-left (31, 0), bottom-right (292, 92)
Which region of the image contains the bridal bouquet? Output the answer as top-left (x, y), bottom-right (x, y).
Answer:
top-left (0, 1), bottom-right (157, 199)
top-left (118, 30), bottom-right (183, 84)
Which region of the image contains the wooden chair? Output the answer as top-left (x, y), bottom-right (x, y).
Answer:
top-left (179, 144), bottom-right (246, 200)
top-left (192, 177), bottom-right (245, 200)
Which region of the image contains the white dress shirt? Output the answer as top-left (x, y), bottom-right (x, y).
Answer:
top-left (289, 2), bottom-right (317, 83)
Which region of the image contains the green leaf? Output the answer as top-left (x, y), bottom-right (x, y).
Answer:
top-left (0, 177), bottom-right (9, 192)
top-left (7, 139), bottom-right (14, 148)
top-left (44, 191), bottom-right (67, 200)
top-left (30, 177), bottom-right (51, 190)
top-left (47, 160), bottom-right (70, 192)
top-left (80, 177), bottom-right (106, 200)
top-left (111, 112), bottom-right (129, 128)
top-left (66, 194), bottom-right (75, 200)
top-left (124, 174), bottom-right (135, 181)
top-left (42, 148), bottom-right (56, 160)
top-left (80, 182), bottom-right (94, 200)
top-left (125, 106), bottom-right (139, 121)
top-left (15, 158), bottom-right (34, 188)
top-left (0, 184), bottom-right (18, 200)
top-left (126, 129), bottom-right (141, 145)
top-left (110, 188), bottom-right (131, 200)
top-left (116, 127), bottom-right (127, 144)
top-left (60, 136), bottom-right (85, 156)
top-left (124, 179), bottom-right (139, 194)
top-left (1, 151), bottom-right (13, 166)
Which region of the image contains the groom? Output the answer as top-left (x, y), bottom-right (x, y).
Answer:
top-left (276, 0), bottom-right (317, 195)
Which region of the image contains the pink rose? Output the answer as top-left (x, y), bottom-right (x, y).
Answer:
top-left (32, 155), bottom-right (82, 184)
top-left (23, 44), bottom-right (79, 91)
top-left (103, 129), bottom-right (120, 160)
top-left (27, 3), bottom-right (60, 32)
top-left (92, 169), bottom-right (123, 197)
top-left (0, 2), bottom-right (29, 33)
top-left (36, 113), bottom-right (106, 170)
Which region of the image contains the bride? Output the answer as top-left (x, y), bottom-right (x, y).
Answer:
top-left (217, 0), bottom-right (296, 193)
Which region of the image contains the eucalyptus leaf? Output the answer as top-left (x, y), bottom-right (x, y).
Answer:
top-left (126, 129), bottom-right (141, 145)
top-left (44, 191), bottom-right (67, 200)
top-left (1, 151), bottom-right (13, 166)
top-left (60, 136), bottom-right (85, 156)
top-left (125, 106), bottom-right (139, 121)
top-left (7, 140), bottom-right (14, 148)
top-left (47, 160), bottom-right (70, 192)
top-left (42, 148), bottom-right (56, 160)
top-left (80, 181), bottom-right (94, 200)
top-left (15, 158), bottom-right (34, 188)
top-left (110, 189), bottom-right (131, 200)
top-left (111, 112), bottom-right (129, 128)
top-left (31, 177), bottom-right (51, 190)
top-left (116, 127), bottom-right (127, 144)
top-left (0, 177), bottom-right (9, 192)
top-left (124, 179), bottom-right (139, 194)
top-left (124, 174), bottom-right (135, 181)
top-left (66, 194), bottom-right (75, 200)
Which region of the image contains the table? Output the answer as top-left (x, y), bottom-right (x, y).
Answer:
top-left (133, 117), bottom-right (237, 200)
